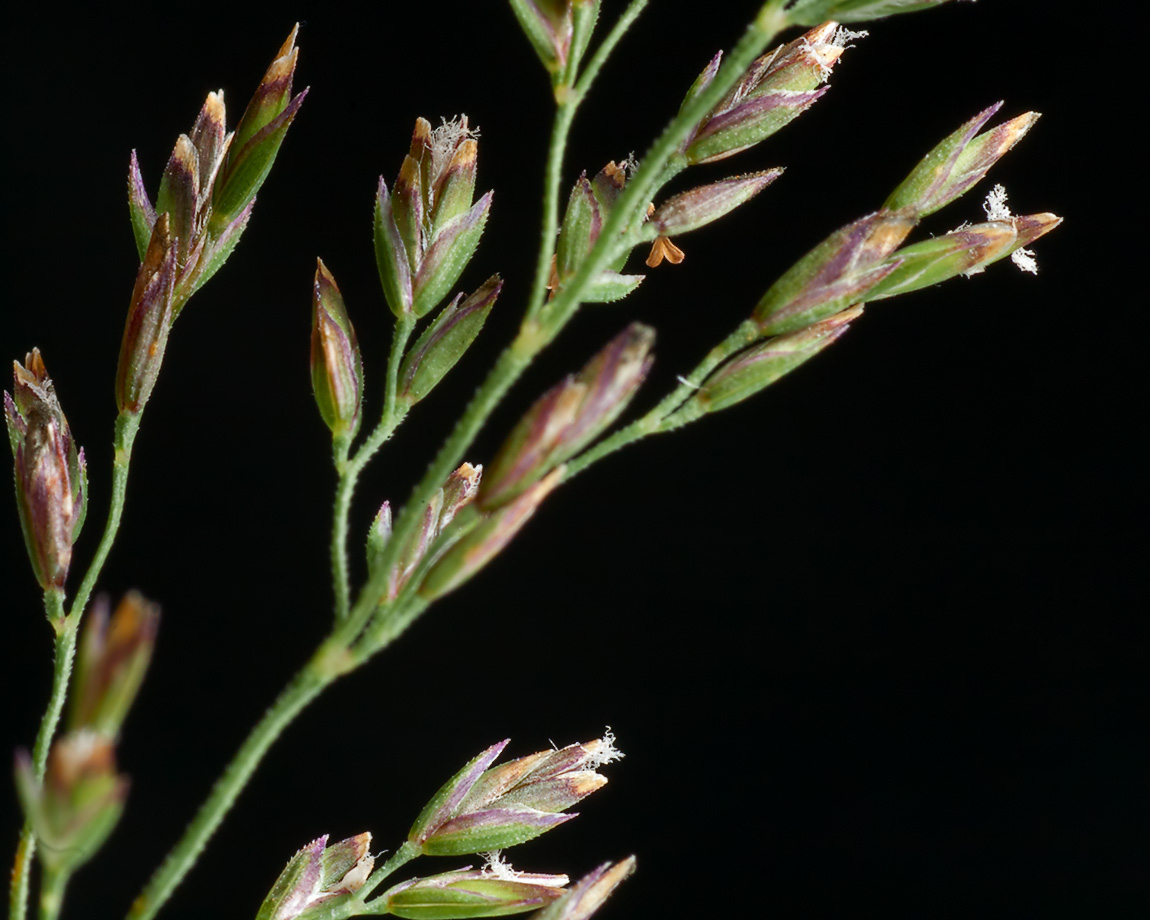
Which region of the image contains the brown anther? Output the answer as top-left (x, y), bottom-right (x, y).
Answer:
top-left (603, 161), bottom-right (626, 184)
top-left (645, 203), bottom-right (656, 220)
top-left (646, 236), bottom-right (685, 268)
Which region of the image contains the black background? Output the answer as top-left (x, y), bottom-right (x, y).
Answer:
top-left (1, 2), bottom-right (1146, 916)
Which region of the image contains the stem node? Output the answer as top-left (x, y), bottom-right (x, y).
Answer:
top-left (514, 319), bottom-right (549, 355)
top-left (310, 640), bottom-right (358, 679)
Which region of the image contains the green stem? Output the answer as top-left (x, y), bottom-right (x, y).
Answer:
top-left (340, 342), bottom-right (533, 646)
top-left (359, 841), bottom-right (419, 905)
top-left (8, 591), bottom-right (71, 920)
top-left (546, 4), bottom-right (794, 482)
top-left (352, 505), bottom-right (477, 662)
top-left (351, 595), bottom-right (429, 665)
top-left (525, 0), bottom-right (652, 323)
top-left (649, 320), bottom-right (760, 422)
top-left (31, 593), bottom-right (69, 778)
top-left (8, 831), bottom-right (32, 920)
top-left (318, 840), bottom-right (419, 919)
top-left (124, 654), bottom-right (344, 920)
top-left (575, 0), bottom-right (651, 101)
top-left (67, 412), bottom-right (141, 630)
top-left (35, 866), bottom-right (66, 920)
top-left (330, 317), bottom-right (415, 622)
top-left (9, 410), bottom-right (143, 920)
top-left (562, 319), bottom-right (760, 481)
top-left (113, 11), bottom-right (796, 919)
top-left (10, 411), bottom-right (142, 918)
top-left (330, 435), bottom-right (354, 620)
top-left (124, 589), bottom-right (420, 920)
top-left (543, 7), bottom-right (789, 334)
top-left (560, 415), bottom-right (654, 482)
top-left (381, 317), bottom-right (415, 431)
top-left (368, 7), bottom-right (791, 634)
top-left (524, 102), bottom-right (578, 323)
top-left (363, 5), bottom-right (789, 634)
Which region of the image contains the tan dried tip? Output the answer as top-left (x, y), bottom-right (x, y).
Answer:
top-left (315, 256), bottom-right (339, 289)
top-left (646, 236), bottom-right (685, 268)
top-left (107, 591), bottom-right (154, 644)
top-left (276, 23), bottom-right (300, 60)
top-left (807, 21), bottom-right (839, 43)
top-left (447, 138), bottom-right (478, 172)
top-left (568, 858), bottom-right (637, 920)
top-left (997, 112), bottom-right (1042, 153)
top-left (262, 25), bottom-right (300, 87)
top-left (1017, 212), bottom-right (1062, 237)
top-left (803, 22), bottom-right (844, 66)
top-left (21, 347), bottom-right (48, 381)
top-left (205, 89), bottom-right (225, 115)
top-left (171, 135), bottom-right (199, 175)
top-left (411, 116), bottom-right (433, 157)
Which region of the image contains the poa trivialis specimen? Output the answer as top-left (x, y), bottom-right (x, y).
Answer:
top-left (5, 2), bottom-right (1059, 918)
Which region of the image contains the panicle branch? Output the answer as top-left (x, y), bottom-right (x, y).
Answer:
top-left (6, 5), bottom-right (1061, 920)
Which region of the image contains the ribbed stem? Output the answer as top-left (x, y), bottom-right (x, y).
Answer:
top-left (330, 316), bottom-right (415, 622)
top-left (371, 2), bottom-right (789, 634)
top-left (9, 405), bottom-right (142, 919)
top-left (329, 433), bottom-right (354, 619)
top-left (124, 657), bottom-right (338, 920)
top-left (117, 9), bottom-right (796, 919)
top-left (360, 841), bottom-right (420, 905)
top-left (525, 0), bottom-right (652, 323)
top-left (562, 319), bottom-right (761, 480)
top-left (524, 103), bottom-right (578, 324)
top-left (35, 865), bottom-right (66, 920)
top-left (67, 412), bottom-right (141, 629)
top-left (8, 591), bottom-right (71, 920)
